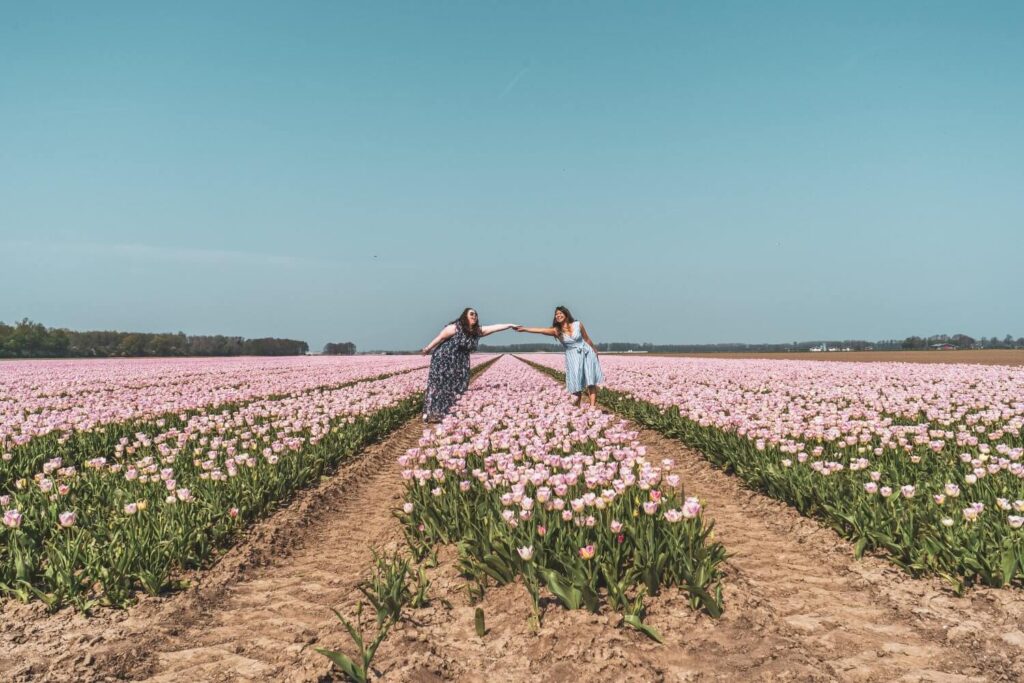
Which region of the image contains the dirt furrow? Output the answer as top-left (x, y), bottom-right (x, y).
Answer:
top-left (132, 422), bottom-right (419, 682)
top-left (637, 424), bottom-right (1024, 681)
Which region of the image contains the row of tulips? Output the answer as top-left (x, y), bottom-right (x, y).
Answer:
top-left (0, 361), bottom-right (457, 611)
top-left (0, 358), bottom-right (441, 491)
top-left (398, 356), bottom-right (726, 627)
top-left (0, 355), bottom-right (430, 450)
top-left (521, 354), bottom-right (1024, 592)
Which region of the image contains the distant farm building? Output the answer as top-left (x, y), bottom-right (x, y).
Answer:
top-left (930, 343), bottom-right (957, 350)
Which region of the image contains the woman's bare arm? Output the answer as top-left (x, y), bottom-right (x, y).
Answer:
top-left (514, 326), bottom-right (558, 337)
top-left (421, 324), bottom-right (457, 354)
top-left (479, 323), bottom-right (518, 337)
top-left (580, 323), bottom-right (599, 355)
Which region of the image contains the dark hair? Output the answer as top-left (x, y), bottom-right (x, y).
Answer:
top-left (451, 308), bottom-right (483, 337)
top-left (551, 306), bottom-right (575, 337)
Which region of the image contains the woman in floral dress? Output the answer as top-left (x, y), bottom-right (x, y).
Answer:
top-left (420, 308), bottom-right (516, 422)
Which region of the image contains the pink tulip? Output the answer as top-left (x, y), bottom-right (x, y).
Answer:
top-left (3, 509), bottom-right (23, 528)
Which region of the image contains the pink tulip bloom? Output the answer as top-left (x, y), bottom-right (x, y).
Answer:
top-left (578, 545), bottom-right (596, 560)
top-left (3, 509), bottom-right (23, 528)
top-left (59, 511), bottom-right (76, 527)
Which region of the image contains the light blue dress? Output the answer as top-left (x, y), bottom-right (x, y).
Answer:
top-left (559, 321), bottom-right (604, 394)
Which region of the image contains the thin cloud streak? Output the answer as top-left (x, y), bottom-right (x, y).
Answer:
top-left (499, 64), bottom-right (531, 99)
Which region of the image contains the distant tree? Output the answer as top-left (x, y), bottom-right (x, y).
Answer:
top-left (242, 337), bottom-right (309, 356)
top-left (902, 336), bottom-right (926, 350)
top-left (323, 342), bottom-right (356, 355)
top-left (951, 333), bottom-right (975, 349)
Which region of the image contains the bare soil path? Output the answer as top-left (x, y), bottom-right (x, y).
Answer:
top-left (131, 421), bottom-right (419, 683)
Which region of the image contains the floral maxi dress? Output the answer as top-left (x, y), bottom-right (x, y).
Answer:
top-left (424, 325), bottom-right (478, 419)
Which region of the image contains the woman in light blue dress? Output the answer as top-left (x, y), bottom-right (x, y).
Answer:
top-left (515, 306), bottom-right (604, 407)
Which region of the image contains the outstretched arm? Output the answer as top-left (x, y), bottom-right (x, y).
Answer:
top-left (479, 323), bottom-right (518, 337)
top-left (580, 323), bottom-right (600, 355)
top-left (421, 324), bottom-right (456, 355)
top-left (514, 325), bottom-right (558, 337)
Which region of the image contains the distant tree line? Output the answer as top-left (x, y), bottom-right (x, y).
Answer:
top-left (0, 319), bottom-right (309, 358)
top-left (322, 342), bottom-right (356, 355)
top-left (898, 334), bottom-right (1021, 350)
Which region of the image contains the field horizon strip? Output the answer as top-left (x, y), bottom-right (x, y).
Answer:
top-left (0, 355), bottom-right (498, 611)
top-left (519, 353), bottom-right (1024, 593)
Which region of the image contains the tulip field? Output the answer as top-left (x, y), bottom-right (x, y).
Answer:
top-left (522, 353), bottom-right (1024, 592)
top-left (6, 350), bottom-right (1024, 681)
top-left (398, 356), bottom-right (726, 630)
top-left (0, 355), bottom-right (479, 610)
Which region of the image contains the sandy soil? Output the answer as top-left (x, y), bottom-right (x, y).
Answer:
top-left (619, 350), bottom-right (1024, 366)
top-left (4, 359), bottom-right (1024, 682)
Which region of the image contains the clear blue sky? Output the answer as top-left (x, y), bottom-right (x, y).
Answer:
top-left (2, 2), bottom-right (1021, 351)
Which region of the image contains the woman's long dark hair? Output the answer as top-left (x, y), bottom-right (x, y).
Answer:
top-left (551, 306), bottom-right (575, 337)
top-left (451, 308), bottom-right (483, 337)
